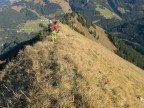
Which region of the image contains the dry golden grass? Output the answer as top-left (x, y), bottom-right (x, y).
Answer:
top-left (96, 26), bottom-right (117, 51)
top-left (71, 14), bottom-right (116, 52)
top-left (0, 22), bottom-right (144, 108)
top-left (56, 23), bottom-right (144, 108)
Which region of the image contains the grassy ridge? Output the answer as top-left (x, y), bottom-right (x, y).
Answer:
top-left (0, 23), bottom-right (144, 107)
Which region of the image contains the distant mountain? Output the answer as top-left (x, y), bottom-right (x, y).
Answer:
top-left (69, 0), bottom-right (121, 29)
top-left (0, 0), bottom-right (21, 7)
top-left (70, 0), bottom-right (144, 29)
top-left (0, 0), bottom-right (10, 7)
top-left (111, 18), bottom-right (144, 54)
top-left (2, 0), bottom-right (143, 29)
top-left (12, 0), bottom-right (68, 19)
top-left (108, 0), bottom-right (144, 20)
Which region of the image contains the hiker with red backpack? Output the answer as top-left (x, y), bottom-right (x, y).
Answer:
top-left (48, 20), bottom-right (57, 42)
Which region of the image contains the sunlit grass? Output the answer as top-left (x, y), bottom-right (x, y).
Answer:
top-left (96, 4), bottom-right (121, 20)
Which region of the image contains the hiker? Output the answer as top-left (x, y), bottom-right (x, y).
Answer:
top-left (48, 20), bottom-right (57, 42)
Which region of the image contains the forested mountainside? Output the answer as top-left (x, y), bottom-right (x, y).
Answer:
top-left (111, 18), bottom-right (144, 55)
top-left (70, 0), bottom-right (144, 29)
top-left (108, 0), bottom-right (144, 19)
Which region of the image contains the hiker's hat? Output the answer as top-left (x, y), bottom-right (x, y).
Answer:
top-left (49, 20), bottom-right (53, 24)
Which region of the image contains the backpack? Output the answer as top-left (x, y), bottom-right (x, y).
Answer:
top-left (48, 24), bottom-right (54, 32)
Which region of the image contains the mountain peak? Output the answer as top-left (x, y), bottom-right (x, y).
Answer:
top-left (0, 22), bottom-right (144, 107)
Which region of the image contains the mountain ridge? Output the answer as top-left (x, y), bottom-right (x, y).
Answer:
top-left (0, 22), bottom-right (144, 108)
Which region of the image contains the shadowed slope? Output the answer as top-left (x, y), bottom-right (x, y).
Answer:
top-left (0, 23), bottom-right (144, 108)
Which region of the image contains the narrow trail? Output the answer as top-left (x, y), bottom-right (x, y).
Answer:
top-left (46, 32), bottom-right (89, 108)
top-left (47, 42), bottom-right (61, 108)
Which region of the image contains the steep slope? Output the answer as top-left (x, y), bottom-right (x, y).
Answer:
top-left (75, 20), bottom-right (117, 51)
top-left (0, 22), bottom-right (144, 108)
top-left (60, 12), bottom-right (117, 52)
top-left (73, 17), bottom-right (117, 52)
top-left (96, 26), bottom-right (117, 51)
